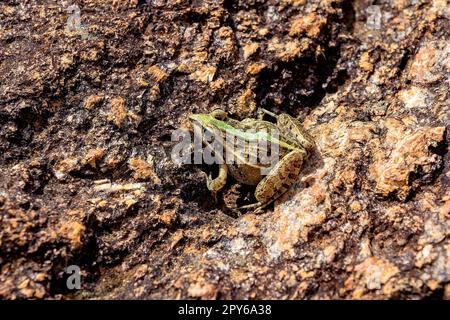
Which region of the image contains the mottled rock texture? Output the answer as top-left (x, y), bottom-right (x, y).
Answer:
top-left (0, 0), bottom-right (449, 299)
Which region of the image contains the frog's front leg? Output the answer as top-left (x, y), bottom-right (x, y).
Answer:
top-left (240, 149), bottom-right (306, 213)
top-left (200, 135), bottom-right (228, 196)
top-left (205, 164), bottom-right (228, 193)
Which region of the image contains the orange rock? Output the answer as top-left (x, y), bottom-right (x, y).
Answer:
top-left (374, 126), bottom-right (445, 200)
top-left (60, 53), bottom-right (74, 71)
top-left (398, 86), bottom-right (427, 110)
top-left (210, 77), bottom-right (225, 91)
top-left (112, 0), bottom-right (138, 11)
top-left (350, 201), bottom-right (362, 212)
top-left (289, 13), bottom-right (326, 38)
top-left (147, 65), bottom-right (168, 83)
top-left (20, 287), bottom-right (35, 298)
top-left (189, 65), bottom-right (217, 83)
top-left (409, 46), bottom-right (437, 84)
top-left (34, 285), bottom-right (46, 299)
top-left (408, 40), bottom-right (450, 84)
top-left (445, 284), bottom-right (450, 299)
top-left (128, 157), bottom-right (161, 183)
top-left (426, 279), bottom-right (440, 290)
top-left (237, 88), bottom-right (256, 113)
top-left (268, 38), bottom-right (309, 62)
top-left (59, 221), bottom-right (85, 249)
top-left (83, 94), bottom-right (104, 110)
top-left (323, 245), bottom-right (338, 263)
top-left (246, 62), bottom-right (267, 75)
top-left (288, 0), bottom-right (306, 6)
top-left (187, 282), bottom-right (217, 299)
top-left (160, 209), bottom-right (176, 227)
top-left (258, 28), bottom-right (269, 36)
top-left (230, 269), bottom-right (248, 284)
top-left (415, 244), bottom-right (435, 268)
top-left (440, 196), bottom-right (450, 218)
top-left (243, 42), bottom-right (260, 59)
top-left (83, 148), bottom-right (104, 168)
top-left (108, 97), bottom-right (127, 127)
top-left (133, 264), bottom-right (148, 280)
top-left (359, 52), bottom-right (374, 72)
top-left (333, 169), bottom-right (357, 189)
top-left (35, 272), bottom-right (47, 282)
top-left (239, 214), bottom-right (259, 236)
top-left (53, 157), bottom-right (79, 177)
top-left (352, 257), bottom-right (399, 292)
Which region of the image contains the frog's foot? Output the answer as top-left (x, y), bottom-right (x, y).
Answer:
top-left (258, 108), bottom-right (278, 120)
top-left (204, 164), bottom-right (228, 193)
top-left (201, 172), bottom-right (219, 203)
top-left (238, 201), bottom-right (272, 214)
top-left (205, 172), bottom-right (214, 190)
top-left (224, 205), bottom-right (243, 218)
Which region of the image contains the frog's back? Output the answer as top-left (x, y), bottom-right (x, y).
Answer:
top-left (226, 122), bottom-right (289, 186)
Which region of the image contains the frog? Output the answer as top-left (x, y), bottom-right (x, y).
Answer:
top-left (189, 108), bottom-right (315, 213)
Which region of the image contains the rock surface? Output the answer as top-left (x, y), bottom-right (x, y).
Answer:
top-left (0, 0), bottom-right (448, 299)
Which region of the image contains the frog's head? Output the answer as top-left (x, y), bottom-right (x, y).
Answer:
top-left (189, 113), bottom-right (215, 129)
top-left (189, 109), bottom-right (229, 130)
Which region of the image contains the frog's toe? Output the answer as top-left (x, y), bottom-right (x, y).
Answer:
top-left (238, 202), bottom-right (265, 213)
top-left (205, 172), bottom-right (213, 188)
top-left (239, 202), bottom-right (260, 209)
top-left (253, 206), bottom-right (267, 215)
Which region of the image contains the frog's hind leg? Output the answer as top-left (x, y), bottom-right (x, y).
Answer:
top-left (277, 114), bottom-right (315, 153)
top-left (259, 108), bottom-right (315, 153)
top-left (239, 149), bottom-right (306, 214)
top-left (256, 149), bottom-right (305, 210)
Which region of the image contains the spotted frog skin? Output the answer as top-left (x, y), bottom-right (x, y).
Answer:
top-left (190, 109), bottom-right (315, 213)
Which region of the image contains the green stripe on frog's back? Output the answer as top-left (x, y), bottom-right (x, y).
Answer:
top-left (190, 114), bottom-right (296, 150)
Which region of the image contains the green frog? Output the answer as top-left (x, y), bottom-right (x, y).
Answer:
top-left (189, 108), bottom-right (315, 213)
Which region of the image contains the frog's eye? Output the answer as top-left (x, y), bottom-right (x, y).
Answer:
top-left (210, 109), bottom-right (227, 120)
